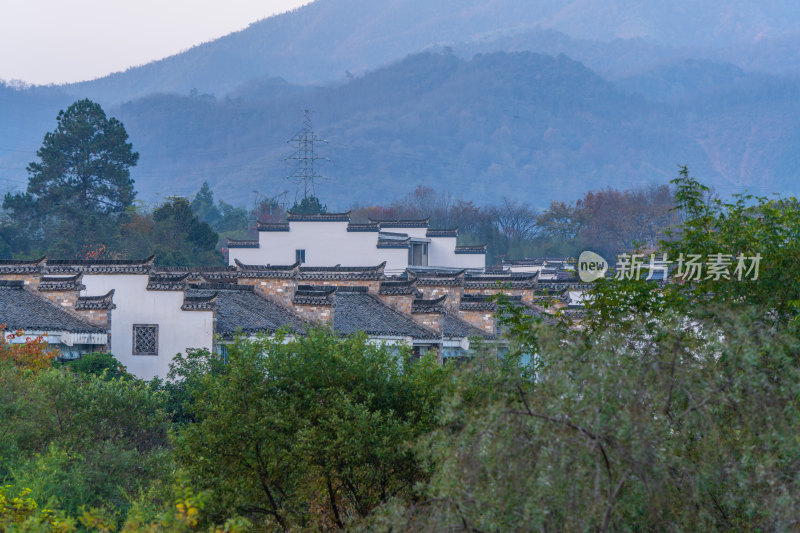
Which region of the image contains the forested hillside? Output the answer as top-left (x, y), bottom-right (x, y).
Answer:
top-left (3, 50), bottom-right (800, 208)
top-left (108, 51), bottom-right (800, 206)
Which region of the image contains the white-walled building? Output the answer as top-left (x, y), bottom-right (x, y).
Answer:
top-left (80, 272), bottom-right (215, 380)
top-left (2, 255), bottom-right (594, 381)
top-left (227, 212), bottom-right (486, 275)
top-left (31, 258), bottom-right (217, 380)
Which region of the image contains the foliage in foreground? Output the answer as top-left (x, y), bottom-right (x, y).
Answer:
top-left (169, 329), bottom-right (450, 530)
top-left (0, 361), bottom-right (172, 520)
top-left (587, 166), bottom-right (800, 327)
top-left (366, 309), bottom-right (800, 532)
top-left (0, 326), bottom-right (58, 372)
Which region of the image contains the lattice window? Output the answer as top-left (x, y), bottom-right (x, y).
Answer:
top-left (132, 324), bottom-right (158, 355)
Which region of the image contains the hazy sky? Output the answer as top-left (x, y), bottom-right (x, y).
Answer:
top-left (0, 0), bottom-right (311, 86)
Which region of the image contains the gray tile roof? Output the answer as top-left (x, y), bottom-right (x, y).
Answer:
top-left (0, 280), bottom-right (104, 333)
top-left (455, 244), bottom-right (487, 254)
top-left (426, 228), bottom-right (458, 237)
top-left (147, 273), bottom-right (190, 291)
top-left (502, 258), bottom-right (546, 266)
top-left (0, 257), bottom-right (45, 274)
top-left (299, 263), bottom-right (386, 281)
top-left (464, 272), bottom-right (536, 289)
top-left (181, 293), bottom-right (217, 311)
top-left (227, 238), bottom-right (260, 248)
top-left (369, 218), bottom-right (429, 228)
top-left (38, 274), bottom-right (85, 292)
top-left (43, 255), bottom-right (155, 274)
top-left (442, 313), bottom-right (490, 339)
top-left (376, 238), bottom-right (410, 249)
top-left (331, 287), bottom-right (438, 339)
top-left (412, 295), bottom-right (446, 314)
top-left (147, 267), bottom-right (238, 289)
top-left (257, 222), bottom-right (290, 231)
top-left (75, 290), bottom-right (116, 310)
top-left (293, 285), bottom-right (336, 306)
top-left (460, 294), bottom-right (499, 311)
top-left (234, 260), bottom-right (301, 279)
top-left (415, 270), bottom-right (465, 286)
top-left (200, 271), bottom-right (239, 283)
top-left (287, 212), bottom-right (350, 222)
top-left (379, 279), bottom-right (418, 295)
top-left (347, 222), bottom-right (380, 232)
top-left (186, 284), bottom-right (308, 337)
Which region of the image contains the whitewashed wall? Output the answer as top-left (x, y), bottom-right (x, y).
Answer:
top-left (450, 253), bottom-right (486, 269)
top-left (428, 236), bottom-right (458, 267)
top-left (229, 222), bottom-right (407, 272)
top-left (229, 222), bottom-right (486, 271)
top-left (81, 274), bottom-right (214, 380)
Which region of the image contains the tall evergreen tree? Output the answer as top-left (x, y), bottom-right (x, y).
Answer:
top-left (3, 99), bottom-right (139, 257)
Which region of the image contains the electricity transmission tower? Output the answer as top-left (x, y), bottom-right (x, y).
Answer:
top-left (285, 110), bottom-right (328, 199)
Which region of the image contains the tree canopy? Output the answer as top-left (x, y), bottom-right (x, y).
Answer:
top-left (2, 98), bottom-right (139, 257)
top-left (26, 98), bottom-right (139, 214)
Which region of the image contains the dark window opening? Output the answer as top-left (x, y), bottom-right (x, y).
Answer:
top-left (296, 249), bottom-right (306, 263)
top-left (409, 243), bottom-right (428, 266)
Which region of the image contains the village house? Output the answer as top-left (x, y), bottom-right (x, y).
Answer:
top-left (226, 212), bottom-right (487, 274)
top-left (0, 256), bottom-right (586, 380)
top-left (0, 259), bottom-right (108, 358)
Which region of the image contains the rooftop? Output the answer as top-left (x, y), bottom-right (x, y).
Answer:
top-left (347, 222), bottom-right (380, 232)
top-left (299, 263), bottom-right (386, 280)
top-left (426, 228), bottom-right (458, 237)
top-left (187, 284), bottom-right (308, 337)
top-left (332, 287), bottom-right (438, 340)
top-left (442, 313), bottom-right (490, 339)
top-left (227, 238), bottom-right (260, 248)
top-left (369, 218), bottom-right (429, 228)
top-left (454, 245), bottom-right (487, 254)
top-left (0, 280), bottom-right (104, 333)
top-left (287, 211), bottom-right (351, 222)
top-left (38, 274), bottom-right (85, 292)
top-left (256, 222), bottom-right (290, 232)
top-left (43, 255), bottom-right (155, 274)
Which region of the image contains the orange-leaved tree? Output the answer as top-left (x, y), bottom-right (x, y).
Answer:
top-left (0, 324), bottom-right (58, 372)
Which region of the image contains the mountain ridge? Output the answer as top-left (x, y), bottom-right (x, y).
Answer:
top-left (44, 0), bottom-right (800, 106)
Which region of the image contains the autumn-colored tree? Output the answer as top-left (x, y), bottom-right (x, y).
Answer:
top-left (0, 325), bottom-right (57, 372)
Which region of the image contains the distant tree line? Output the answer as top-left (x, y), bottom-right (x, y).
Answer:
top-left (349, 183), bottom-right (679, 262)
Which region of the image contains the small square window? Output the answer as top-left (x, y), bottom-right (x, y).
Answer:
top-left (296, 249), bottom-right (306, 263)
top-left (132, 324), bottom-right (158, 355)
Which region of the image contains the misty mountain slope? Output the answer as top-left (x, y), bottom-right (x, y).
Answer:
top-left (455, 28), bottom-right (688, 79)
top-left (0, 83), bottom-right (74, 192)
top-left (101, 51), bottom-right (732, 208)
top-left (58, 0), bottom-right (800, 105)
top-left (4, 49), bottom-right (798, 209)
top-left (538, 0), bottom-right (800, 47)
top-left (616, 60), bottom-right (752, 102)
